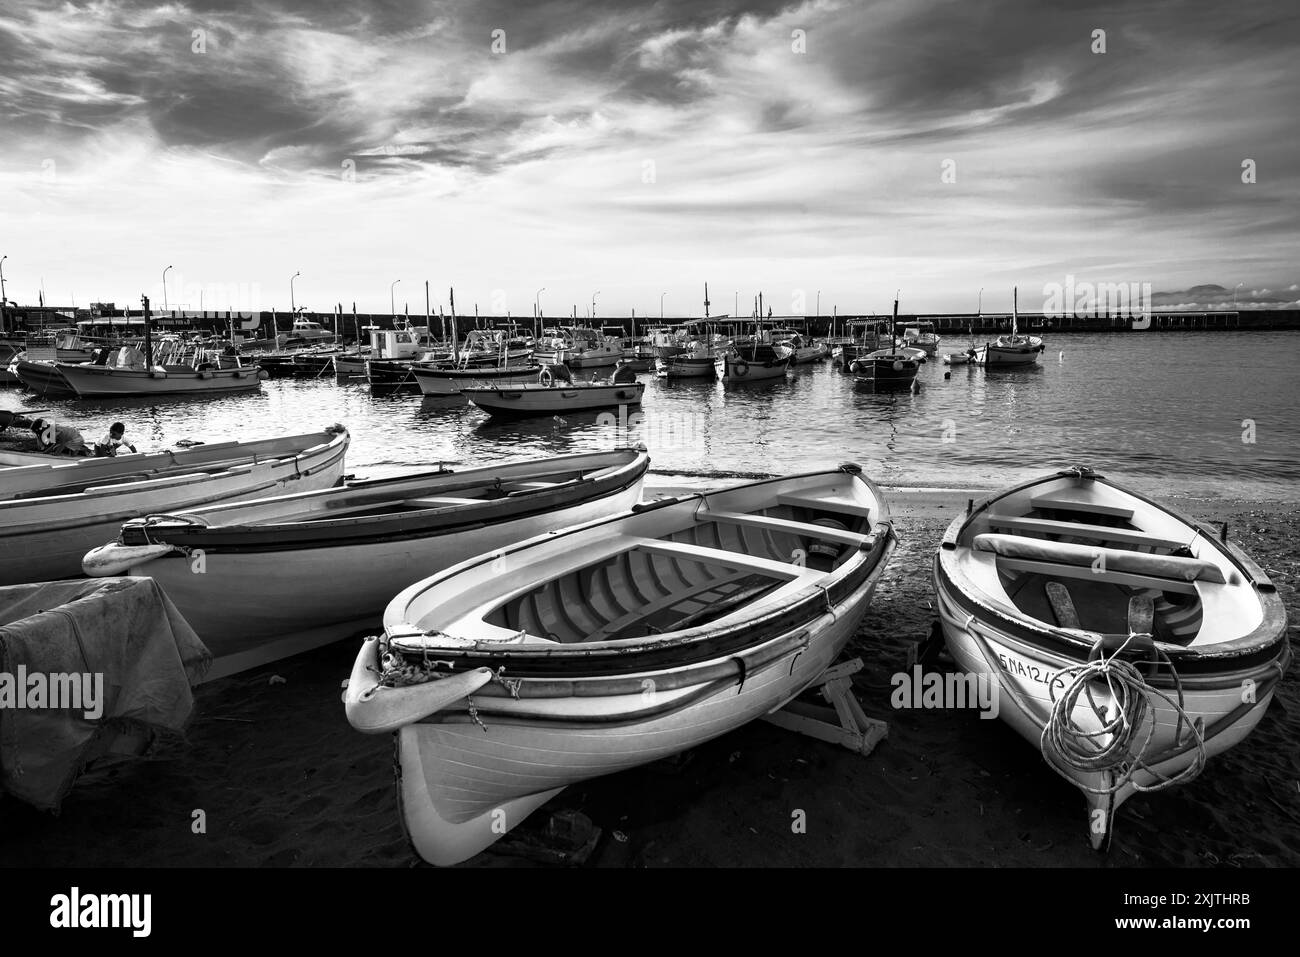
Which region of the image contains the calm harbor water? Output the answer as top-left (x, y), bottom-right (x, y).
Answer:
top-left (4, 330), bottom-right (1298, 502)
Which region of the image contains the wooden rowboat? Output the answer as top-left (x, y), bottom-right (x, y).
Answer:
top-left (344, 464), bottom-right (896, 865)
top-left (933, 466), bottom-right (1290, 848)
top-left (0, 426), bottom-right (349, 585)
top-left (464, 381), bottom-right (644, 417)
top-left (83, 449), bottom-right (649, 679)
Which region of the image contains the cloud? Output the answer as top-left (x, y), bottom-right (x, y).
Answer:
top-left (0, 0), bottom-right (1297, 313)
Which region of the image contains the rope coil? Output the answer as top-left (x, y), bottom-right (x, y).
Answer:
top-left (1039, 633), bottom-right (1207, 796)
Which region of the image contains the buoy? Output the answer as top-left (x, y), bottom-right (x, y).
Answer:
top-left (944, 371), bottom-right (951, 380)
top-left (1059, 351), bottom-right (1064, 362)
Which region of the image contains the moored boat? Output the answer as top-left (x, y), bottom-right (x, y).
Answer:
top-left (84, 449), bottom-right (649, 680)
top-left (411, 362), bottom-right (545, 396)
top-left (0, 426), bottom-right (349, 585)
top-left (974, 288), bottom-right (1044, 367)
top-left (344, 463), bottom-right (896, 865)
top-left (463, 376), bottom-right (644, 417)
top-left (933, 466), bottom-right (1290, 848)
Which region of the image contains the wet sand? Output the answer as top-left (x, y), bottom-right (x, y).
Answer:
top-left (1, 488), bottom-right (1297, 868)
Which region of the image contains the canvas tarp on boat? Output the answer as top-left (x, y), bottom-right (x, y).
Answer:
top-left (0, 577), bottom-right (210, 811)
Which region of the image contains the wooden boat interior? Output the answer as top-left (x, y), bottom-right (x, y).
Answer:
top-left (474, 495), bottom-right (880, 647)
top-left (954, 476), bottom-right (1261, 647)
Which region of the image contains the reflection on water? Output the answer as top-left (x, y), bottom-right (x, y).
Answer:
top-left (3, 330), bottom-right (1298, 501)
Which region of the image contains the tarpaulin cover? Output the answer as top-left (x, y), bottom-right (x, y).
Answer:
top-left (0, 577), bottom-right (211, 811)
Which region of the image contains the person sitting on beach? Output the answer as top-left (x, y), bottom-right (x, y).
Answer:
top-left (31, 418), bottom-right (89, 457)
top-left (611, 360), bottom-right (637, 384)
top-left (94, 422), bottom-right (137, 457)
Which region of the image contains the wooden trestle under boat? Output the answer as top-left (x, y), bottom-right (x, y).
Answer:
top-left (933, 466), bottom-right (1290, 849)
top-left (0, 427), bottom-right (349, 585)
top-left (83, 449), bottom-right (647, 679)
top-left (344, 464), bottom-right (896, 865)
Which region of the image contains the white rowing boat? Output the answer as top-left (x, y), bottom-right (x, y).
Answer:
top-left (344, 464), bottom-right (896, 865)
top-left (0, 426), bottom-right (349, 585)
top-left (933, 466), bottom-right (1290, 848)
top-left (83, 450), bottom-right (650, 680)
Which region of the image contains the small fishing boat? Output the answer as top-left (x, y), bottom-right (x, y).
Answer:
top-left (344, 464), bottom-right (896, 865)
top-left (933, 466), bottom-right (1290, 848)
top-left (411, 363), bottom-right (544, 396)
top-left (974, 288), bottom-right (1044, 367)
top-left (463, 373), bottom-right (644, 417)
top-left (773, 329), bottom-right (829, 365)
top-left (897, 321), bottom-right (941, 356)
top-left (533, 326), bottom-right (622, 368)
top-left (942, 351), bottom-right (974, 366)
top-left (717, 320), bottom-right (792, 382)
top-left (0, 426), bottom-right (349, 585)
top-left (849, 298), bottom-right (920, 389)
top-left (84, 450), bottom-right (649, 680)
top-left (52, 338), bottom-right (264, 397)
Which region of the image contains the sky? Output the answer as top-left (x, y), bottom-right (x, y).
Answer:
top-left (1, 0), bottom-right (1297, 317)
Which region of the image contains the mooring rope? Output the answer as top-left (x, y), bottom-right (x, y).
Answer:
top-left (1039, 633), bottom-right (1207, 796)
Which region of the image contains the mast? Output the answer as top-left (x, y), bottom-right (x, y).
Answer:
top-left (449, 287), bottom-right (459, 365)
top-left (141, 294), bottom-right (154, 367)
top-left (352, 302), bottom-right (359, 345)
top-left (704, 282), bottom-right (711, 319)
top-left (1012, 286), bottom-right (1018, 340)
top-left (891, 293), bottom-right (899, 352)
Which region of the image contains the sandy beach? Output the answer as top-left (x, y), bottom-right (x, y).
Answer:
top-left (1, 486), bottom-right (1296, 868)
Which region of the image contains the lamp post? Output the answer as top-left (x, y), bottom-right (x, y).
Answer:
top-left (592, 290), bottom-right (600, 321)
top-left (390, 279), bottom-right (401, 318)
top-left (815, 290), bottom-right (820, 316)
top-left (162, 264), bottom-right (173, 311)
top-left (660, 292), bottom-right (666, 319)
top-left (290, 271), bottom-right (301, 316)
top-left (1233, 282), bottom-right (1244, 310)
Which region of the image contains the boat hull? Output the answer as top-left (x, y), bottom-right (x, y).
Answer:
top-left (0, 431), bottom-right (348, 584)
top-left (125, 471), bottom-right (644, 678)
top-left (54, 363), bottom-right (265, 396)
top-left (412, 364), bottom-right (544, 396)
top-left (465, 383), bottom-right (644, 417)
top-left (14, 359), bottom-right (75, 395)
top-left (655, 356), bottom-right (716, 378)
top-left (396, 545), bottom-right (888, 865)
top-left (717, 355), bottom-right (790, 382)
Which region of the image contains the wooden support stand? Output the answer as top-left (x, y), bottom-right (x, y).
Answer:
top-left (763, 658), bottom-right (888, 756)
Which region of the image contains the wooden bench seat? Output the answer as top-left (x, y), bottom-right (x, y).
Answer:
top-left (698, 509), bottom-right (873, 547)
top-left (987, 514), bottom-right (1188, 551)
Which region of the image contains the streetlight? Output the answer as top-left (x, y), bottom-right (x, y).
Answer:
top-left (660, 292), bottom-right (666, 319)
top-left (290, 271), bottom-right (301, 315)
top-left (592, 290), bottom-right (600, 319)
top-left (1233, 282), bottom-right (1245, 310)
top-left (162, 264), bottom-right (173, 311)
top-left (815, 290), bottom-right (820, 316)
top-left (535, 287), bottom-right (545, 318)
top-left (390, 279), bottom-right (401, 317)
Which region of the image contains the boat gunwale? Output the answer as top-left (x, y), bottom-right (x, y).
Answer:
top-left (383, 467), bottom-right (895, 677)
top-left (112, 450), bottom-right (651, 551)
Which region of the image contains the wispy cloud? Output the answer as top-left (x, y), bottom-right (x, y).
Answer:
top-left (0, 0), bottom-right (1296, 313)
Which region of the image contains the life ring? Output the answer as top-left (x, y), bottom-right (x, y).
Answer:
top-left (734, 359), bottom-right (750, 377)
top-left (539, 367), bottom-right (554, 387)
top-left (892, 360), bottom-right (904, 371)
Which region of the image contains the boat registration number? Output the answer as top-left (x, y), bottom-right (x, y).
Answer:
top-left (995, 652), bottom-right (1064, 688)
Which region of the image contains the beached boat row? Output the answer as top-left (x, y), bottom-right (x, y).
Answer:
top-left (2, 414), bottom-right (1283, 865)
